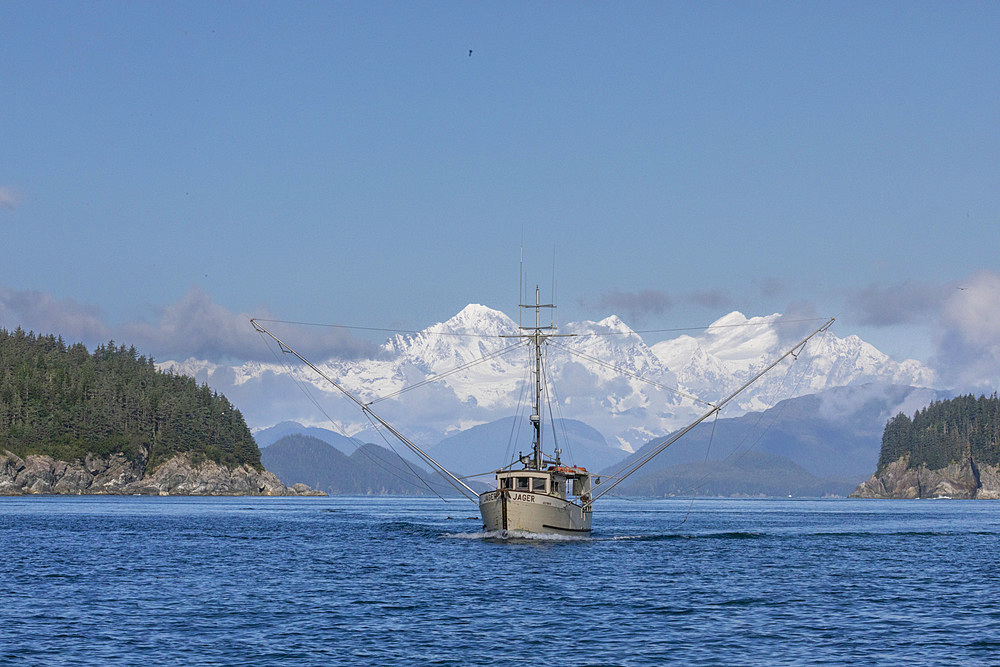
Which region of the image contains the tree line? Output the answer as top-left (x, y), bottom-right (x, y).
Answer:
top-left (0, 328), bottom-right (261, 470)
top-left (878, 393), bottom-right (1000, 472)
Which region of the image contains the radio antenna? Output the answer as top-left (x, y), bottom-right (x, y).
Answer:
top-left (519, 245), bottom-right (524, 328)
top-left (551, 246), bottom-right (557, 327)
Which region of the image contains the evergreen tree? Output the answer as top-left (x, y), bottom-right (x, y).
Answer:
top-left (877, 393), bottom-right (1000, 471)
top-left (0, 329), bottom-right (262, 470)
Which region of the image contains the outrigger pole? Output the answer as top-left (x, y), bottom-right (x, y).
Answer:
top-left (250, 319), bottom-right (480, 502)
top-left (586, 317), bottom-right (835, 507)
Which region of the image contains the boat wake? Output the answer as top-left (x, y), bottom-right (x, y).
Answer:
top-left (442, 529), bottom-right (768, 542)
top-left (605, 531), bottom-right (763, 541)
top-left (443, 529), bottom-right (591, 542)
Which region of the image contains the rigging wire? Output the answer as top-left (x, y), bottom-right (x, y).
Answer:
top-left (249, 318), bottom-right (499, 339)
top-left (670, 372), bottom-right (791, 499)
top-left (660, 334), bottom-right (816, 525)
top-left (542, 343), bottom-right (576, 466)
top-left (539, 344), bottom-right (562, 461)
top-left (548, 340), bottom-right (713, 407)
top-left (502, 358), bottom-right (534, 469)
top-left (459, 469), bottom-right (506, 479)
top-left (248, 315), bottom-right (833, 340)
top-left (589, 318), bottom-right (834, 503)
top-left (368, 339), bottom-right (528, 405)
top-left (252, 328), bottom-right (455, 500)
top-left (356, 407), bottom-right (454, 502)
top-left (715, 352), bottom-right (811, 471)
top-left (674, 411), bottom-right (720, 528)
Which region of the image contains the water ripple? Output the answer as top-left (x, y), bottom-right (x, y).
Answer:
top-left (2, 496), bottom-right (999, 665)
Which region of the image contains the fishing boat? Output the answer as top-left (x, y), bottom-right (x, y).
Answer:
top-left (252, 292), bottom-right (833, 537)
top-left (477, 287), bottom-right (595, 535)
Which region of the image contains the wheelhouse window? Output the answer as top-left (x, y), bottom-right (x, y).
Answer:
top-left (500, 477), bottom-right (513, 490)
top-left (515, 477), bottom-right (530, 491)
top-left (532, 478), bottom-right (547, 493)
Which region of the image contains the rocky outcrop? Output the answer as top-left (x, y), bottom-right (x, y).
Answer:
top-left (0, 450), bottom-right (323, 496)
top-left (851, 455), bottom-right (1000, 499)
top-left (976, 464), bottom-right (1000, 500)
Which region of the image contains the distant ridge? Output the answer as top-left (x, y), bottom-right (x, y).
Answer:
top-left (255, 421), bottom-right (358, 455)
top-left (254, 384), bottom-right (944, 497)
top-left (261, 434), bottom-right (475, 496)
top-left (603, 383), bottom-right (946, 497)
top-left (620, 450), bottom-right (857, 498)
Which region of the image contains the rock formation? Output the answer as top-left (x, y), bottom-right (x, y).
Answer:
top-left (850, 455), bottom-right (1000, 499)
top-left (0, 450), bottom-right (323, 496)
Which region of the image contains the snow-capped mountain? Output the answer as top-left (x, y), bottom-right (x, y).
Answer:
top-left (650, 311), bottom-right (936, 414)
top-left (161, 305), bottom-right (936, 454)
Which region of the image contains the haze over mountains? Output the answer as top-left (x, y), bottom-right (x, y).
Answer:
top-left (164, 304), bottom-right (936, 456)
top-left (257, 383), bottom-right (946, 497)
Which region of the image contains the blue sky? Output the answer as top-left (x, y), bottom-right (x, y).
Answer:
top-left (2, 2), bottom-right (999, 390)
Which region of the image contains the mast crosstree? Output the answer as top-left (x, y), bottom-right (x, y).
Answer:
top-left (502, 285), bottom-right (574, 471)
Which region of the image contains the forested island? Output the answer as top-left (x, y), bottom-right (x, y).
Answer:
top-left (852, 393), bottom-right (1000, 499)
top-left (0, 328), bottom-right (317, 495)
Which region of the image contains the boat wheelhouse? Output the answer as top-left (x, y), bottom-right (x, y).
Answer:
top-left (479, 466), bottom-right (594, 536)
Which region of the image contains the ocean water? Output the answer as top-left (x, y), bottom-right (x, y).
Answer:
top-left (2, 496), bottom-right (999, 666)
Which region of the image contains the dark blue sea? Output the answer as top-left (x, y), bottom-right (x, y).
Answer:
top-left (2, 496), bottom-right (999, 666)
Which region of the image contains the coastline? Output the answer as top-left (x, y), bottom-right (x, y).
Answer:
top-left (0, 449), bottom-right (323, 496)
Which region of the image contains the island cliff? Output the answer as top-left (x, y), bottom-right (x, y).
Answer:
top-left (0, 448), bottom-right (320, 495)
top-left (0, 328), bottom-right (320, 496)
top-left (851, 393), bottom-right (1000, 499)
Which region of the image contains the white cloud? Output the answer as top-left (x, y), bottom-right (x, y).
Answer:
top-left (5, 277), bottom-right (998, 397)
top-left (931, 271), bottom-right (1000, 390)
top-left (0, 284), bottom-right (378, 364)
top-left (0, 187), bottom-right (20, 211)
top-left (120, 286), bottom-right (379, 363)
top-left (839, 275), bottom-right (1000, 391)
top-left (0, 287), bottom-right (110, 342)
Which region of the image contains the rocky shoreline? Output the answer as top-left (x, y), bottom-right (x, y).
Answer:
top-left (850, 455), bottom-right (1000, 499)
top-left (0, 449), bottom-right (323, 496)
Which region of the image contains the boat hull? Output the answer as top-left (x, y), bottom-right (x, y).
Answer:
top-left (479, 489), bottom-right (592, 536)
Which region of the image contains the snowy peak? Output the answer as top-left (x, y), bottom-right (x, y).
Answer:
top-left (594, 314), bottom-right (634, 333)
top-left (163, 304), bottom-right (937, 457)
top-left (436, 304), bottom-right (517, 335)
top-left (701, 311), bottom-right (781, 365)
top-left (382, 304), bottom-right (517, 372)
top-left (709, 310), bottom-right (757, 328)
top-left (650, 313), bottom-right (935, 408)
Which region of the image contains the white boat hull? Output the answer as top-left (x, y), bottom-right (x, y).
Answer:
top-left (479, 489), bottom-right (592, 536)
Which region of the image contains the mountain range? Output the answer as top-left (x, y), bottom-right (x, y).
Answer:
top-left (164, 305), bottom-right (937, 459)
top-left (256, 382), bottom-right (946, 497)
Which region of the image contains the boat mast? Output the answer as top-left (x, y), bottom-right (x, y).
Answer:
top-left (524, 285), bottom-right (553, 471)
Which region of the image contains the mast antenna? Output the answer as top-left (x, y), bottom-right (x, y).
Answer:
top-left (519, 246), bottom-right (524, 329)
top-left (551, 247), bottom-right (557, 328)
